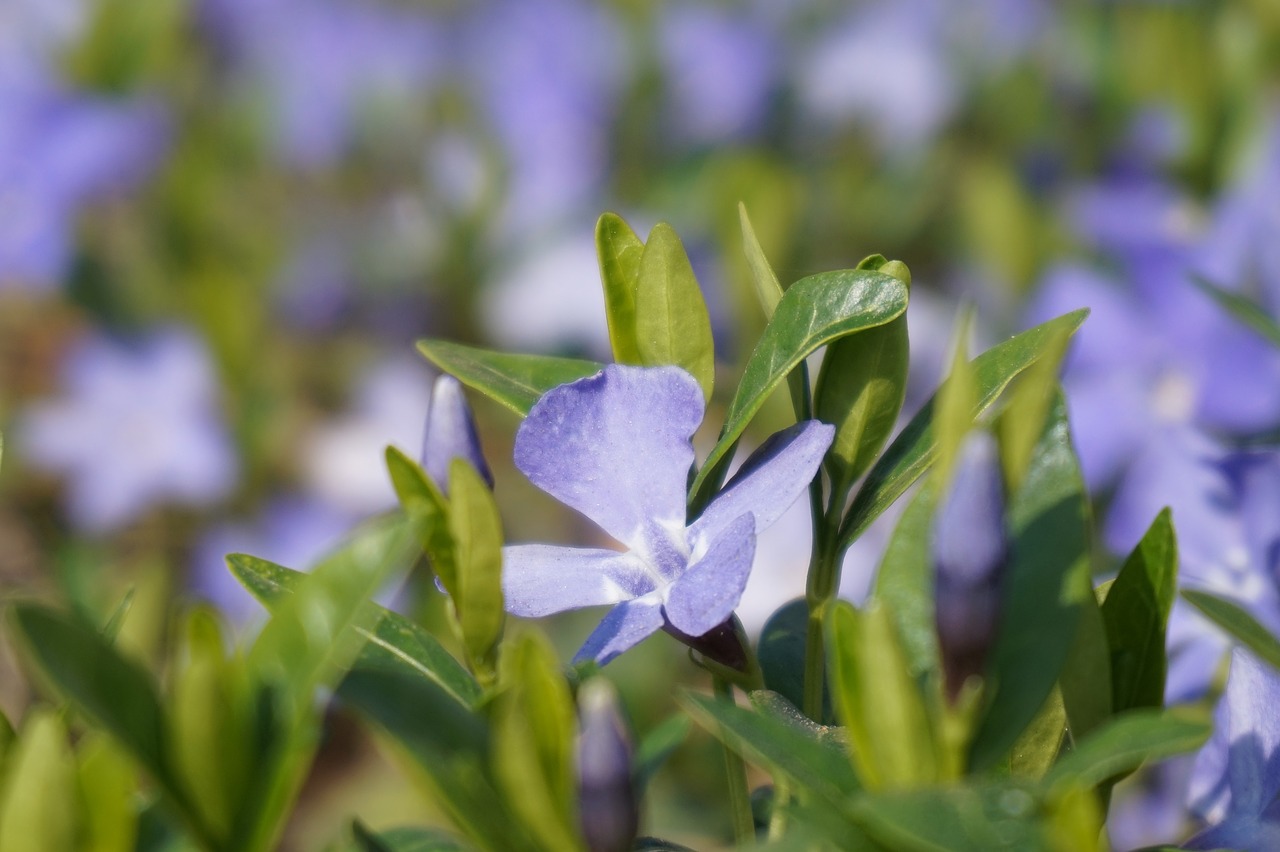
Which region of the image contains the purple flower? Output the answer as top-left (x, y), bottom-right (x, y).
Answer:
top-left (16, 327), bottom-right (236, 532)
top-left (1184, 648), bottom-right (1280, 850)
top-left (421, 374), bottom-right (491, 493)
top-left (502, 365), bottom-right (834, 666)
top-left (576, 678), bottom-right (638, 852)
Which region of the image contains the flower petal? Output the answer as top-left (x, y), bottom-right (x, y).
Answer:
top-left (664, 513), bottom-right (756, 637)
top-left (502, 545), bottom-right (658, 617)
top-left (573, 593), bottom-right (666, 666)
top-left (515, 365), bottom-right (704, 550)
top-left (422, 375), bottom-right (492, 492)
top-left (687, 420), bottom-right (833, 551)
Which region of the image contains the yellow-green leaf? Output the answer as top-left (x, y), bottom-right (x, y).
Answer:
top-left (634, 223), bottom-right (716, 402)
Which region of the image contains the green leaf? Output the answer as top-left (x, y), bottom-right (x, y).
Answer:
top-left (932, 309), bottom-right (977, 488)
top-left (0, 710), bottom-right (80, 852)
top-left (417, 340), bottom-right (602, 417)
top-left (77, 733), bottom-right (138, 852)
top-left (690, 269), bottom-right (909, 509)
top-left (758, 599), bottom-right (833, 724)
top-left (969, 397), bottom-right (1093, 771)
top-left (828, 602), bottom-right (938, 789)
top-left (633, 223), bottom-right (715, 401)
top-left (385, 447), bottom-right (455, 590)
top-left (870, 483), bottom-right (939, 679)
top-left (1044, 710), bottom-right (1210, 791)
top-left (679, 690), bottom-right (858, 811)
top-left (1057, 585), bottom-right (1112, 747)
top-left (997, 325), bottom-right (1073, 492)
top-left (448, 459), bottom-right (506, 677)
top-left (1008, 689), bottom-right (1067, 780)
top-left (1101, 510), bottom-right (1178, 713)
top-left (1182, 589), bottom-right (1280, 670)
top-left (492, 632), bottom-right (581, 851)
top-left (350, 821), bottom-right (468, 852)
top-left (341, 669), bottom-right (527, 851)
top-left (1191, 274), bottom-right (1280, 350)
top-left (737, 202), bottom-right (784, 319)
top-left (839, 309), bottom-right (1089, 549)
top-left (633, 714), bottom-right (690, 794)
top-left (596, 212), bottom-right (645, 364)
top-left (227, 553), bottom-right (480, 708)
top-left (8, 605), bottom-right (183, 811)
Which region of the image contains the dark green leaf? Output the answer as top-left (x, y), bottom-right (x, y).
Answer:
top-left (1058, 585), bottom-right (1112, 746)
top-left (1101, 510), bottom-right (1178, 713)
top-left (871, 481), bottom-right (938, 679)
top-left (840, 309), bottom-right (1089, 548)
top-left (633, 714), bottom-right (691, 794)
top-left (1182, 589), bottom-right (1280, 670)
top-left (634, 223), bottom-right (715, 401)
top-left (417, 340), bottom-right (602, 417)
top-left (1191, 274), bottom-right (1280, 350)
top-left (596, 212), bottom-right (645, 364)
top-left (226, 553), bottom-right (480, 708)
top-left (690, 269), bottom-right (909, 509)
top-left (969, 397), bottom-right (1092, 771)
top-left (1008, 689), bottom-right (1067, 780)
top-left (1044, 710), bottom-right (1210, 791)
top-left (679, 691), bottom-right (857, 811)
top-left (350, 821), bottom-right (468, 852)
top-left (632, 839), bottom-right (699, 851)
top-left (757, 598), bottom-right (832, 723)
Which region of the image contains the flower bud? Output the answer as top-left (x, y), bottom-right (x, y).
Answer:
top-left (421, 375), bottom-right (492, 493)
top-left (932, 430), bottom-right (1008, 702)
top-left (576, 679), bottom-right (638, 852)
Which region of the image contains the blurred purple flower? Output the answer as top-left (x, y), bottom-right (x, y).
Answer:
top-left (201, 0), bottom-right (440, 168)
top-left (0, 75), bottom-right (167, 288)
top-left (1185, 648), bottom-right (1280, 850)
top-left (576, 678), bottom-right (638, 852)
top-left (502, 365), bottom-right (833, 666)
top-left (17, 328), bottom-right (236, 532)
top-left (1108, 757), bottom-right (1194, 850)
top-left (657, 5), bottom-right (777, 144)
top-left (421, 374), bottom-right (491, 493)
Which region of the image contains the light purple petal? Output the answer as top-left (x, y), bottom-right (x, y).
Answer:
top-left (502, 544), bottom-right (657, 617)
top-left (422, 375), bottom-right (492, 492)
top-left (688, 421), bottom-right (833, 551)
top-left (664, 513), bottom-right (756, 637)
top-left (515, 365), bottom-right (704, 551)
top-left (573, 593), bottom-right (666, 667)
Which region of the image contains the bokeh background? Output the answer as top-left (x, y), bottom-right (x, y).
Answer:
top-left (3, 0), bottom-right (1280, 848)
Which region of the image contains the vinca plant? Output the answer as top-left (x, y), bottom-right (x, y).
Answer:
top-left (5, 208), bottom-right (1280, 852)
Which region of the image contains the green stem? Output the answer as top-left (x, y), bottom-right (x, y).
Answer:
top-left (802, 521), bottom-right (842, 721)
top-left (714, 677), bottom-right (755, 845)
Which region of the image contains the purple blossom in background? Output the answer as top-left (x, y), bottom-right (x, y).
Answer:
top-left (421, 374), bottom-right (491, 493)
top-left (201, 0), bottom-right (440, 168)
top-left (0, 75), bottom-right (167, 288)
top-left (17, 328), bottom-right (236, 532)
top-left (657, 4), bottom-right (777, 144)
top-left (1184, 649), bottom-right (1280, 850)
top-left (1108, 758), bottom-right (1194, 851)
top-left (502, 365), bottom-right (833, 666)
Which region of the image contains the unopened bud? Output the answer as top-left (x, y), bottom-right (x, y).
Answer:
top-left (422, 375), bottom-right (492, 493)
top-left (576, 679), bottom-right (638, 852)
top-left (932, 431), bottom-right (1008, 702)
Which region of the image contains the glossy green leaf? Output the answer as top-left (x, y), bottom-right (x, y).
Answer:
top-left (448, 459), bottom-right (506, 676)
top-left (871, 483), bottom-right (938, 679)
top-left (417, 339), bottom-right (602, 417)
top-left (828, 601), bottom-right (938, 789)
top-left (1191, 274), bottom-right (1280, 350)
top-left (596, 212), bottom-right (645, 364)
top-left (341, 668), bottom-right (526, 851)
top-left (738, 202), bottom-right (784, 319)
top-left (758, 599), bottom-right (833, 724)
top-left (0, 710), bottom-right (80, 852)
top-left (350, 821), bottom-right (467, 852)
top-left (77, 733), bottom-right (138, 852)
top-left (227, 553), bottom-right (480, 708)
top-left (1044, 710), bottom-right (1210, 791)
top-left (492, 632), bottom-right (581, 851)
top-left (385, 447), bottom-right (455, 590)
top-left (1182, 589), bottom-right (1280, 670)
top-left (690, 269), bottom-right (909, 508)
top-left (679, 690), bottom-right (857, 811)
top-left (1101, 510), bottom-right (1178, 713)
top-left (839, 309), bottom-right (1089, 549)
top-left (634, 223), bottom-right (715, 401)
top-left (969, 398), bottom-right (1092, 771)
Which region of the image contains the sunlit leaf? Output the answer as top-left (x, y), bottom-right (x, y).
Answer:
top-left (1182, 589), bottom-right (1280, 670)
top-left (448, 459), bottom-right (505, 677)
top-left (1044, 710), bottom-right (1210, 791)
top-left (634, 223), bottom-right (715, 402)
top-left (417, 340), bottom-right (602, 417)
top-left (596, 212), bottom-right (645, 364)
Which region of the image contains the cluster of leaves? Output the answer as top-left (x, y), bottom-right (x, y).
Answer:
top-left (4, 209), bottom-right (1275, 850)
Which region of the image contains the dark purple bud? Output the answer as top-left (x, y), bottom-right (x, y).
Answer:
top-left (932, 431), bottom-right (1008, 702)
top-left (421, 375), bottom-right (492, 493)
top-left (576, 679), bottom-right (638, 852)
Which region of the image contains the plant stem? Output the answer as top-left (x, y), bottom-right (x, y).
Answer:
top-left (714, 677), bottom-right (755, 845)
top-left (802, 522), bottom-right (840, 721)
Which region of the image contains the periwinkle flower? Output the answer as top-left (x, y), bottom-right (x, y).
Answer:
top-left (421, 374), bottom-right (491, 493)
top-left (502, 364), bottom-right (834, 666)
top-left (932, 430), bottom-right (1008, 701)
top-left (1184, 648), bottom-right (1280, 850)
top-left (576, 679), bottom-right (638, 852)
